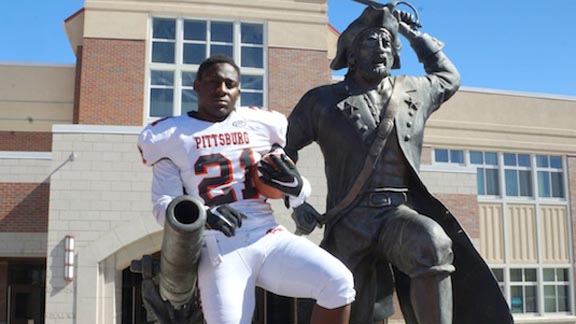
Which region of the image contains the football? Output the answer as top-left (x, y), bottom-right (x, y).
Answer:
top-left (253, 153), bottom-right (285, 199)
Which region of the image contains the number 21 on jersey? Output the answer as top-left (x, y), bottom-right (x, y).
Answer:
top-left (194, 148), bottom-right (259, 205)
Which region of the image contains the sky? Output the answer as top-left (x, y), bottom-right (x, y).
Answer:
top-left (1, 0), bottom-right (575, 97)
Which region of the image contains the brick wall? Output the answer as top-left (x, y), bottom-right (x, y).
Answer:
top-left (0, 182), bottom-right (49, 232)
top-left (268, 47), bottom-right (331, 116)
top-left (421, 146), bottom-right (432, 165)
top-left (435, 193), bottom-right (479, 239)
top-left (76, 38), bottom-right (146, 125)
top-left (0, 131), bottom-right (52, 151)
top-left (420, 168), bottom-right (479, 240)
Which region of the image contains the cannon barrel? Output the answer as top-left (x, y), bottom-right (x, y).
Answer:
top-left (159, 195), bottom-right (206, 308)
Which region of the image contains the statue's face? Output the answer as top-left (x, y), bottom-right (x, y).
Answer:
top-left (352, 27), bottom-right (395, 83)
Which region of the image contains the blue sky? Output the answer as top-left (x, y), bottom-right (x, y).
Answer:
top-left (1, 0), bottom-right (575, 96)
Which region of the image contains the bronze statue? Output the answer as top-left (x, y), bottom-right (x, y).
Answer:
top-left (285, 2), bottom-right (513, 323)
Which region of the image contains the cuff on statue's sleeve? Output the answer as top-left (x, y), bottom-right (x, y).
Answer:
top-left (411, 33), bottom-right (445, 62)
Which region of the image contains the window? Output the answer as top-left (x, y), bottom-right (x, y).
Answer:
top-left (148, 18), bottom-right (266, 119)
top-left (149, 71), bottom-right (175, 117)
top-left (543, 268), bottom-right (570, 313)
top-left (491, 268), bottom-right (505, 294)
top-left (470, 151), bottom-right (499, 196)
top-left (152, 18), bottom-right (176, 64)
top-left (503, 153), bottom-right (532, 197)
top-left (434, 148), bottom-right (464, 164)
top-left (536, 155), bottom-right (564, 198)
top-left (510, 268), bottom-right (538, 313)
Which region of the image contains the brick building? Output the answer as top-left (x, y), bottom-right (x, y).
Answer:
top-left (1, 0), bottom-right (576, 323)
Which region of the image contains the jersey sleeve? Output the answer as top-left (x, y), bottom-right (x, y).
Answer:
top-left (269, 111), bottom-right (288, 147)
top-left (137, 118), bottom-right (176, 166)
top-left (151, 158), bottom-right (184, 225)
top-left (242, 106), bottom-right (288, 152)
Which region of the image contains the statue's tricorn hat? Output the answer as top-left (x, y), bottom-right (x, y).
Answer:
top-left (330, 5), bottom-right (402, 70)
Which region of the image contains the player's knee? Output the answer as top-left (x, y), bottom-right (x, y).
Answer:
top-left (315, 263), bottom-right (356, 309)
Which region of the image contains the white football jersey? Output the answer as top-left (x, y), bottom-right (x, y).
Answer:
top-left (138, 107), bottom-right (287, 230)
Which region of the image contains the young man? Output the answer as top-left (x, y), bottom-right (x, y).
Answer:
top-left (138, 55), bottom-right (354, 324)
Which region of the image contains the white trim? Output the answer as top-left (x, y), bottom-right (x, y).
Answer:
top-left (267, 44), bottom-right (327, 52)
top-left (420, 164), bottom-right (476, 174)
top-left (52, 124), bottom-right (143, 134)
top-left (0, 62), bottom-right (75, 68)
top-left (562, 156), bottom-right (575, 314)
top-left (0, 152), bottom-right (52, 159)
top-left (332, 74), bottom-right (344, 82)
top-left (459, 86), bottom-right (576, 102)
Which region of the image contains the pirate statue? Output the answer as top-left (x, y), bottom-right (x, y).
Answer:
top-left (285, 2), bottom-right (514, 324)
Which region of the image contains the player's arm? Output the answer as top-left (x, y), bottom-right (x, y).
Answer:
top-left (151, 158), bottom-right (184, 225)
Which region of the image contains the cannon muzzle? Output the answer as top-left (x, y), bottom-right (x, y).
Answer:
top-left (159, 195), bottom-right (206, 308)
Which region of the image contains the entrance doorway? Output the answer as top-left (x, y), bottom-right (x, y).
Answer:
top-left (0, 259), bottom-right (45, 324)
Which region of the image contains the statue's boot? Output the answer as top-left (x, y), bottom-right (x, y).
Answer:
top-left (410, 273), bottom-right (452, 324)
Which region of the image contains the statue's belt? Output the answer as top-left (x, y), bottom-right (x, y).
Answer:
top-left (357, 190), bottom-right (408, 208)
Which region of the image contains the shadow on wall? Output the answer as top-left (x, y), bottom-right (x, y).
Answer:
top-left (0, 182), bottom-right (49, 232)
top-left (0, 152), bottom-right (76, 231)
top-left (48, 237), bottom-right (77, 298)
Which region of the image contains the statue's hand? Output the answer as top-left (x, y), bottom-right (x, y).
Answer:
top-left (206, 204), bottom-right (247, 237)
top-left (396, 10), bottom-right (422, 40)
top-left (292, 202), bottom-right (324, 236)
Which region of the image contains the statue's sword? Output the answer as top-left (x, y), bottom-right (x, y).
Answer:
top-left (350, 0), bottom-right (422, 29)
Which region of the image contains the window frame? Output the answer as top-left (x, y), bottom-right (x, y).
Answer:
top-left (432, 148), bottom-right (465, 165)
top-left (542, 267), bottom-right (571, 313)
top-left (509, 268), bottom-right (539, 314)
top-left (502, 153), bottom-right (533, 199)
top-left (535, 155), bottom-right (566, 200)
top-left (470, 150), bottom-right (500, 197)
top-left (145, 16), bottom-right (268, 122)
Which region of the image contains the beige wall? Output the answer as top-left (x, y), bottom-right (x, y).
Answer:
top-left (327, 24), bottom-right (339, 60)
top-left (427, 88), bottom-right (576, 155)
top-left (0, 233), bottom-right (47, 258)
top-left (46, 125), bottom-right (152, 323)
top-left (0, 64), bottom-right (75, 132)
top-left (479, 203), bottom-right (505, 263)
top-left (0, 154), bottom-right (52, 183)
top-left (66, 0), bottom-right (328, 52)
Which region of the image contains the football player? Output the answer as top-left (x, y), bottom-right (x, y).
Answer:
top-left (138, 55), bottom-right (355, 324)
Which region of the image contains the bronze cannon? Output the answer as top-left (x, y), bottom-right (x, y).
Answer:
top-left (131, 195), bottom-right (206, 324)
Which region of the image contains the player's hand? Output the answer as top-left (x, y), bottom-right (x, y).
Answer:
top-left (292, 202), bottom-right (323, 236)
top-left (258, 153), bottom-right (303, 197)
top-left (206, 204), bottom-right (247, 237)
